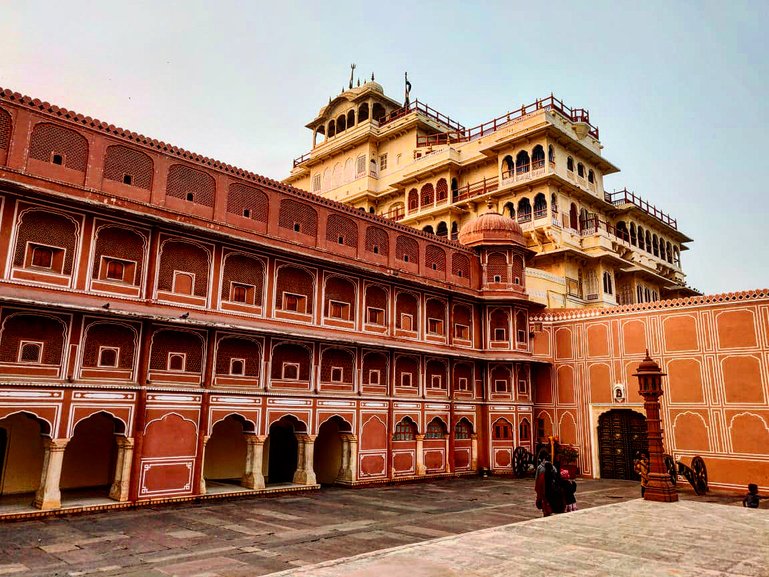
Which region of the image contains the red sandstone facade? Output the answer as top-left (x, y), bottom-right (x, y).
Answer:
top-left (0, 88), bottom-right (765, 516)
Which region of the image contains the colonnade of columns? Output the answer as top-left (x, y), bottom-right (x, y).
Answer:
top-left (34, 435), bottom-right (134, 510)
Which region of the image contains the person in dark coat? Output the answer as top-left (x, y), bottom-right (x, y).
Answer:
top-left (534, 458), bottom-right (552, 516)
top-left (546, 462), bottom-right (566, 514)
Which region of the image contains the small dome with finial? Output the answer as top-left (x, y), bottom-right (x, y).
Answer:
top-left (458, 201), bottom-right (525, 247)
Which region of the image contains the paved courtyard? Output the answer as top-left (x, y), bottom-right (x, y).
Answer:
top-left (0, 477), bottom-right (755, 577)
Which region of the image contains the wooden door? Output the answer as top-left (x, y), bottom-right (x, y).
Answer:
top-left (598, 410), bottom-right (647, 480)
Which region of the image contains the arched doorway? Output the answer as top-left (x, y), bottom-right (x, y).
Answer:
top-left (61, 412), bottom-right (124, 500)
top-left (0, 413), bottom-right (48, 503)
top-left (266, 416), bottom-right (302, 485)
top-left (313, 416), bottom-right (351, 485)
top-left (203, 415), bottom-right (251, 491)
top-left (598, 409), bottom-right (647, 480)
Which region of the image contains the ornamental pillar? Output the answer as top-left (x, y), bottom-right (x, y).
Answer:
top-left (293, 433), bottom-right (317, 485)
top-left (34, 438), bottom-right (69, 510)
top-left (444, 435), bottom-right (451, 473)
top-left (242, 434), bottom-right (266, 490)
top-left (470, 433), bottom-right (479, 471)
top-left (199, 435), bottom-right (210, 495)
top-left (109, 436), bottom-right (135, 501)
top-left (338, 433), bottom-right (358, 483)
top-left (634, 352), bottom-right (678, 503)
top-left (415, 434), bottom-right (426, 476)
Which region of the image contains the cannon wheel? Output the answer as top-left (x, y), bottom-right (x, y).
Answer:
top-left (663, 454), bottom-right (677, 486)
top-left (691, 456), bottom-right (708, 495)
top-left (513, 447), bottom-right (531, 478)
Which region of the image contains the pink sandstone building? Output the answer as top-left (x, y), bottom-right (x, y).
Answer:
top-left (0, 85), bottom-right (765, 517)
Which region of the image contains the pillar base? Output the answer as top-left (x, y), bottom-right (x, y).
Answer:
top-left (242, 472), bottom-right (265, 490)
top-left (293, 470), bottom-right (317, 486)
top-left (643, 473), bottom-right (679, 502)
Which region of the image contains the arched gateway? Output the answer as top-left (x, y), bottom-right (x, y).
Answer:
top-left (597, 409), bottom-right (648, 480)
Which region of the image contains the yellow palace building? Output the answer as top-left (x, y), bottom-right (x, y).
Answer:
top-left (284, 74), bottom-right (698, 309)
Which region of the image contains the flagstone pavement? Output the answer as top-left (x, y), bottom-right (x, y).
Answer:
top-left (0, 477), bottom-right (759, 576)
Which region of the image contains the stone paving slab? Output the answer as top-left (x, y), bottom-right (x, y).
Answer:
top-left (0, 477), bottom-right (752, 576)
top-left (266, 500), bottom-right (769, 577)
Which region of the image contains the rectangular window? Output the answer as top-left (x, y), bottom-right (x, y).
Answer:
top-left (367, 307), bottom-right (385, 325)
top-left (167, 353), bottom-right (186, 372)
top-left (312, 174), bottom-right (321, 192)
top-left (230, 358), bottom-right (246, 376)
top-left (517, 329), bottom-right (526, 343)
top-left (356, 155), bottom-right (366, 177)
top-left (282, 292), bottom-right (307, 313)
top-left (18, 341), bottom-right (43, 364)
top-left (457, 377), bottom-right (468, 391)
top-left (368, 369), bottom-right (380, 385)
top-left (173, 271), bottom-right (195, 296)
top-left (379, 153), bottom-right (388, 171)
top-left (454, 324), bottom-right (469, 340)
top-left (494, 328), bottom-right (507, 342)
top-left (494, 379), bottom-right (508, 393)
top-left (399, 313), bottom-right (413, 331)
top-left (282, 362), bottom-right (300, 380)
top-left (26, 243), bottom-right (65, 274)
top-left (230, 282), bottom-right (255, 305)
top-left (100, 257), bottom-right (136, 284)
top-left (518, 379), bottom-right (528, 395)
top-left (400, 372), bottom-right (412, 387)
top-left (330, 366), bottom-right (344, 382)
top-left (98, 346), bottom-right (120, 368)
top-left (430, 374), bottom-right (443, 388)
top-left (427, 318), bottom-right (443, 335)
top-left (328, 300), bottom-right (350, 320)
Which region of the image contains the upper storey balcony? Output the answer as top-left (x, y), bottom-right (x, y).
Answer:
top-left (604, 188), bottom-right (684, 235)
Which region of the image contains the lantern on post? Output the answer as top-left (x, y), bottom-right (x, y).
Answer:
top-left (633, 350), bottom-right (678, 502)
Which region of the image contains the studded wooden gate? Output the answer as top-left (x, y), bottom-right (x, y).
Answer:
top-left (598, 409), bottom-right (648, 480)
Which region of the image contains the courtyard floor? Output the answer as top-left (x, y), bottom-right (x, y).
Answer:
top-left (0, 477), bottom-right (756, 577)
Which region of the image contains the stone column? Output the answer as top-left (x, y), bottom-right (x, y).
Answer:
top-left (337, 433), bottom-right (358, 483)
top-left (415, 434), bottom-right (426, 476)
top-left (199, 435), bottom-right (210, 495)
top-left (293, 433), bottom-right (317, 485)
top-left (34, 438), bottom-right (69, 510)
top-left (444, 435), bottom-right (451, 473)
top-left (242, 434), bottom-right (266, 490)
top-left (470, 433), bottom-right (479, 471)
top-left (109, 436), bottom-right (135, 502)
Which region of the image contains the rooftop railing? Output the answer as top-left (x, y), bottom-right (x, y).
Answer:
top-left (416, 94), bottom-right (600, 148)
top-left (604, 188), bottom-right (678, 230)
top-left (292, 151), bottom-right (313, 168)
top-left (377, 99), bottom-right (466, 132)
top-left (452, 176), bottom-right (500, 203)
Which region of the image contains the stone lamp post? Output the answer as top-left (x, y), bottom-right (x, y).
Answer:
top-left (634, 351), bottom-right (678, 502)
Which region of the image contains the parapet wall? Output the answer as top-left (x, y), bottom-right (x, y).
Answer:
top-left (531, 289), bottom-right (769, 490)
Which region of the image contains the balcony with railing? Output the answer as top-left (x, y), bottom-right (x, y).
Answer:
top-left (381, 206), bottom-right (405, 221)
top-left (452, 176), bottom-right (500, 203)
top-left (377, 99), bottom-right (465, 132)
top-left (416, 94), bottom-right (600, 148)
top-left (604, 188), bottom-right (678, 230)
top-left (501, 158), bottom-right (549, 186)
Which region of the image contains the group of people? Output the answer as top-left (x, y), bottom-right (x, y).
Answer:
top-left (534, 459), bottom-right (577, 516)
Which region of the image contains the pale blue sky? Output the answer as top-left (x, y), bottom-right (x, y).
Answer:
top-left (2, 1), bottom-right (767, 294)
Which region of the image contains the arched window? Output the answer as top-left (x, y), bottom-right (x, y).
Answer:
top-left (616, 221), bottom-right (629, 242)
top-left (548, 145), bottom-right (555, 164)
top-left (422, 225), bottom-right (434, 234)
top-left (436, 221), bottom-right (448, 237)
top-left (408, 188), bottom-right (418, 211)
top-left (659, 240), bottom-right (666, 261)
top-left (393, 418), bottom-right (417, 441)
top-left (577, 163), bottom-right (585, 178)
top-left (451, 178), bottom-right (459, 201)
top-left (516, 150), bottom-right (530, 174)
top-left (629, 223), bottom-right (637, 246)
top-left (492, 418), bottom-right (512, 440)
top-left (566, 156), bottom-right (574, 172)
top-left (502, 155), bottom-right (514, 178)
top-left (645, 231), bottom-right (652, 253)
top-left (504, 202), bottom-right (515, 219)
top-left (337, 114), bottom-right (347, 132)
top-left (358, 103), bottom-right (369, 122)
top-left (551, 193), bottom-right (558, 215)
top-left (519, 418), bottom-right (531, 442)
top-left (347, 109), bottom-right (355, 129)
top-left (425, 418), bottom-right (447, 439)
top-left (588, 169), bottom-right (595, 184)
top-left (652, 234), bottom-right (659, 257)
top-left (637, 226), bottom-right (645, 251)
top-left (637, 285), bottom-right (644, 303)
top-left (455, 419), bottom-right (472, 440)
top-left (645, 287), bottom-right (651, 302)
top-left (531, 145), bottom-right (545, 169)
top-left (451, 221), bottom-right (459, 241)
top-left (533, 193), bottom-right (547, 219)
top-left (328, 119), bottom-right (336, 138)
top-left (666, 241), bottom-right (673, 263)
top-left (420, 183), bottom-right (434, 207)
top-left (517, 198), bottom-right (532, 223)
top-left (569, 203), bottom-right (578, 230)
top-left (436, 178), bottom-right (448, 202)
